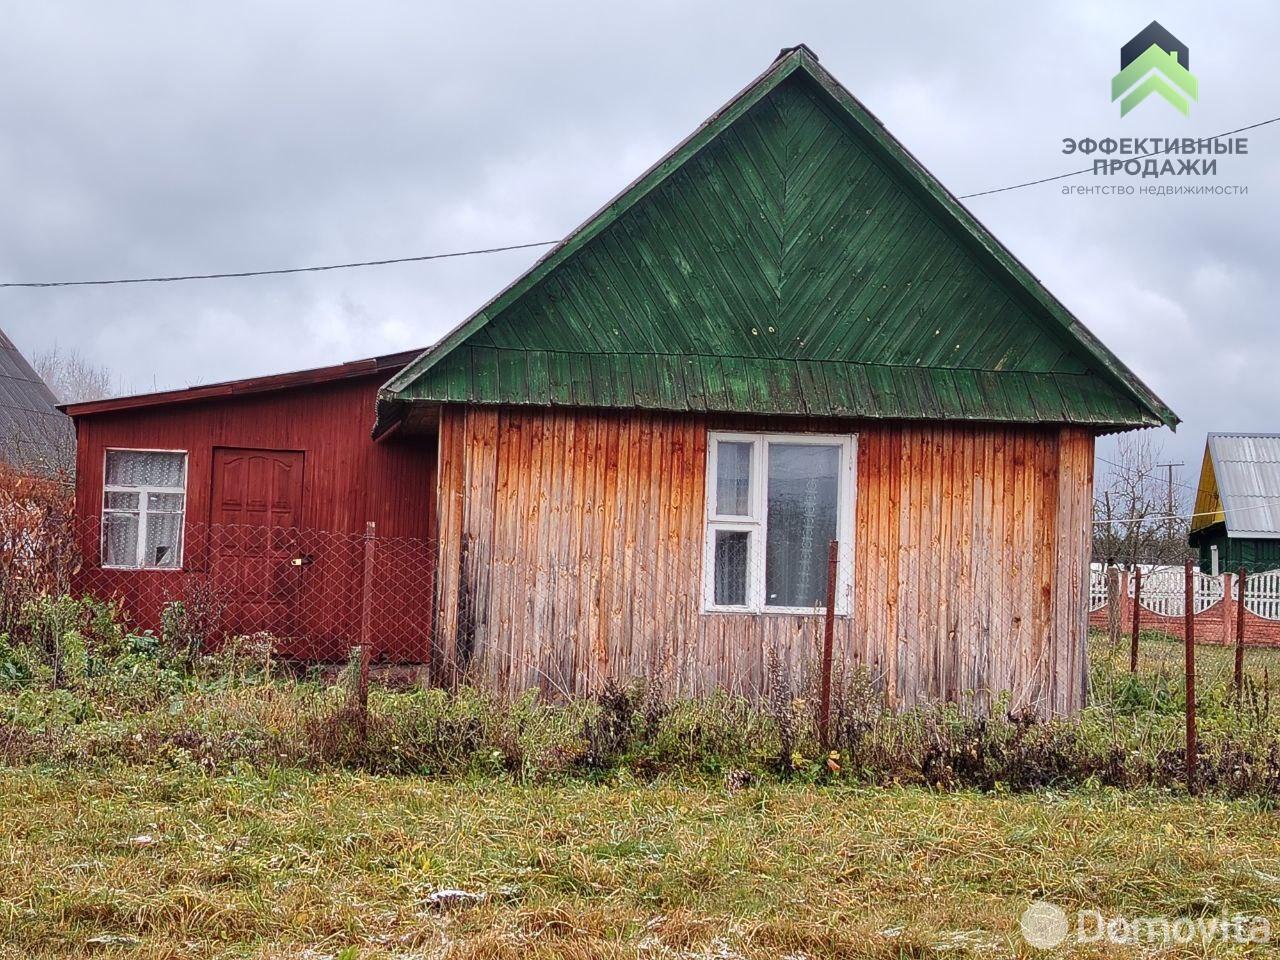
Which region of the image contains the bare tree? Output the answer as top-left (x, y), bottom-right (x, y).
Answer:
top-left (5, 345), bottom-right (120, 477)
top-left (1093, 433), bottom-right (1192, 568)
top-left (32, 345), bottom-right (118, 404)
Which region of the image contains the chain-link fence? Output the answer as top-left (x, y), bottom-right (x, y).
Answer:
top-left (27, 507), bottom-right (1280, 715)
top-left (53, 515), bottom-right (1102, 713)
top-left (10, 480), bottom-right (1280, 795)
top-left (72, 518), bottom-right (435, 668)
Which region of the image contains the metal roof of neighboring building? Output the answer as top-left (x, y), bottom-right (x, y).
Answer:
top-left (1200, 433), bottom-right (1280, 539)
top-left (61, 348), bottom-right (421, 418)
top-left (0, 327), bottom-right (72, 471)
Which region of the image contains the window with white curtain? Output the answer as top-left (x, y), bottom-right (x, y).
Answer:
top-left (101, 450), bottom-right (187, 569)
top-left (703, 432), bottom-right (855, 613)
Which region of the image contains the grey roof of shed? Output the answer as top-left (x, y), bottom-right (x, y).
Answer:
top-left (1205, 433), bottom-right (1280, 539)
top-left (0, 327), bottom-right (71, 471)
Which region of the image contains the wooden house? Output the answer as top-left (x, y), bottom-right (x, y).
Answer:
top-left (65, 351), bottom-right (437, 662)
top-left (66, 47), bottom-right (1176, 713)
top-left (1190, 433), bottom-right (1280, 573)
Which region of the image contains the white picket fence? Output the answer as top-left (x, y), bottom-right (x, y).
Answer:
top-left (1088, 564), bottom-right (1280, 621)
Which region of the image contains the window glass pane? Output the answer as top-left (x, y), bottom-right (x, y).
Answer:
top-left (715, 441), bottom-right (753, 516)
top-left (147, 492), bottom-right (185, 512)
top-left (103, 513), bottom-right (139, 566)
top-left (713, 529), bottom-right (749, 606)
top-left (106, 451), bottom-right (185, 488)
top-left (104, 491), bottom-right (140, 511)
top-left (144, 513), bottom-right (183, 568)
top-left (765, 443), bottom-right (840, 608)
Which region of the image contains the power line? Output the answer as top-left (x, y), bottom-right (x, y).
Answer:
top-left (0, 240), bottom-right (559, 289)
top-left (1095, 456), bottom-right (1208, 498)
top-left (2, 112), bottom-right (1276, 288)
top-left (1092, 494), bottom-right (1280, 527)
top-left (1093, 453), bottom-right (1280, 529)
top-left (1092, 455), bottom-right (1206, 526)
top-left (1092, 502), bottom-right (1276, 527)
top-left (956, 114), bottom-right (1280, 199)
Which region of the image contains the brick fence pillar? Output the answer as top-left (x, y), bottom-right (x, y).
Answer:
top-left (1219, 572), bottom-right (1235, 647)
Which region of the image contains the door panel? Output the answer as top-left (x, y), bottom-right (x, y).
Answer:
top-left (211, 448), bottom-right (305, 638)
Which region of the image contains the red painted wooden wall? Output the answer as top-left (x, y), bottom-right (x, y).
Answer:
top-left (71, 373), bottom-right (437, 663)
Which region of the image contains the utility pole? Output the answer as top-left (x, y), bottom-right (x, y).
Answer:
top-left (1155, 461), bottom-right (1185, 565)
top-left (1156, 461), bottom-right (1184, 518)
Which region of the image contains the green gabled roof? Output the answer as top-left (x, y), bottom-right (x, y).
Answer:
top-left (381, 45), bottom-right (1177, 431)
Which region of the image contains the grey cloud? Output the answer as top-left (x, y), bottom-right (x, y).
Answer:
top-left (0, 0), bottom-right (1274, 481)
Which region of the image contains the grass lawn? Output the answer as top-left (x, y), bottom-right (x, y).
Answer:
top-left (3, 767), bottom-right (1279, 959)
top-left (5, 630), bottom-right (1280, 957)
top-left (1090, 628), bottom-right (1280, 687)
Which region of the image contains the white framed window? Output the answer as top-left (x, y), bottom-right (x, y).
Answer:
top-left (703, 431), bottom-right (856, 614)
top-left (101, 449), bottom-right (188, 570)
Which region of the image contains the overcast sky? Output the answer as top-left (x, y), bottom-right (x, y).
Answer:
top-left (2, 1), bottom-right (1275, 489)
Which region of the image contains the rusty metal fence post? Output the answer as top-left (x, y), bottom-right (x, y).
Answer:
top-left (1184, 558), bottom-right (1197, 794)
top-left (1236, 566), bottom-right (1248, 700)
top-left (1130, 565), bottom-right (1142, 672)
top-left (818, 539), bottom-right (838, 750)
top-left (355, 520), bottom-right (376, 734)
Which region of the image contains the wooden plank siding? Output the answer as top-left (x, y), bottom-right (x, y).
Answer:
top-left (386, 54), bottom-right (1175, 433)
top-left (434, 404), bottom-right (1094, 714)
top-left (71, 374), bottom-right (438, 662)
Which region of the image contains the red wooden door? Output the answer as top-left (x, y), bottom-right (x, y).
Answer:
top-left (210, 448), bottom-right (305, 638)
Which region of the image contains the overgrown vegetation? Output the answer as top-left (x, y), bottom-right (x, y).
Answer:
top-left (5, 584), bottom-right (1280, 801)
top-left (0, 463), bottom-right (77, 642)
top-left (5, 579), bottom-right (1280, 954)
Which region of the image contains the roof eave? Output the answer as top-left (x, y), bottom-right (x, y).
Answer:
top-left (380, 50), bottom-right (810, 399)
top-left (791, 53), bottom-right (1177, 430)
top-left (64, 348), bottom-right (422, 418)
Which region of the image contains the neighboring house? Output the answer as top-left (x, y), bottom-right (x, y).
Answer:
top-left (64, 350), bottom-right (433, 662)
top-left (1190, 433), bottom-right (1280, 574)
top-left (65, 47), bottom-right (1177, 713)
top-left (0, 326), bottom-right (73, 473)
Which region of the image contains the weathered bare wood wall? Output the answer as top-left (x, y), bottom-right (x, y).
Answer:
top-left (434, 404), bottom-right (1093, 714)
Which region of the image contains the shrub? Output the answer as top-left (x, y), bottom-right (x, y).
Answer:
top-left (644, 694), bottom-right (770, 774)
top-left (8, 594), bottom-right (136, 688)
top-left (18, 595), bottom-right (88, 687)
top-left (160, 578), bottom-right (225, 672)
top-left (577, 677), bottom-right (667, 773)
top-left (0, 464), bottom-right (78, 641)
top-left (81, 655), bottom-right (189, 714)
top-left (765, 647), bottom-right (808, 775)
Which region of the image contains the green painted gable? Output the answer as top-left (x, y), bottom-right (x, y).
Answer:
top-left (382, 47), bottom-right (1176, 430)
